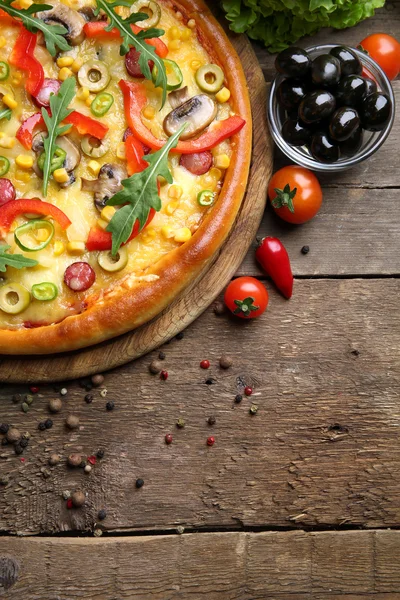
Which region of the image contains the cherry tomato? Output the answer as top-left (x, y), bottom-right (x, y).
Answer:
top-left (268, 166), bottom-right (322, 225)
top-left (360, 33), bottom-right (400, 81)
top-left (224, 277), bottom-right (268, 319)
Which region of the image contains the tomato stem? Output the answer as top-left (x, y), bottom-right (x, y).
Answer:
top-left (271, 184), bottom-right (297, 213)
top-left (233, 296), bottom-right (259, 316)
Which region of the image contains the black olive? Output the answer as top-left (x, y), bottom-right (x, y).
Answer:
top-left (340, 126), bottom-right (364, 156)
top-left (275, 47), bottom-right (311, 78)
top-left (336, 75), bottom-right (367, 108)
top-left (329, 107), bottom-right (360, 142)
top-left (329, 46), bottom-right (362, 77)
top-left (310, 131), bottom-right (340, 163)
top-left (276, 78), bottom-right (309, 110)
top-left (299, 90), bottom-right (336, 124)
top-left (311, 54), bottom-right (341, 88)
top-left (360, 92), bottom-right (391, 131)
top-left (362, 76), bottom-right (378, 98)
top-left (281, 118), bottom-right (312, 146)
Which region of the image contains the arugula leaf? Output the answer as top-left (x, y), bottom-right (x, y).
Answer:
top-left (0, 0), bottom-right (71, 56)
top-left (41, 76), bottom-right (75, 196)
top-left (0, 244), bottom-right (38, 272)
top-left (95, 0), bottom-right (167, 107)
top-left (0, 107), bottom-right (12, 121)
top-left (106, 124), bottom-right (186, 255)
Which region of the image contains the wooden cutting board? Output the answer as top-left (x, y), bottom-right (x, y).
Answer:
top-left (0, 33), bottom-right (272, 383)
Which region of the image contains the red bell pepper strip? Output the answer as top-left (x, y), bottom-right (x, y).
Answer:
top-left (83, 21), bottom-right (168, 58)
top-left (9, 28), bottom-right (44, 97)
top-left (0, 8), bottom-right (17, 24)
top-left (16, 112), bottom-right (45, 150)
top-left (255, 237), bottom-right (293, 299)
top-left (64, 111), bottom-right (108, 139)
top-left (125, 133), bottom-right (148, 176)
top-left (0, 199), bottom-right (71, 234)
top-left (86, 209), bottom-right (156, 251)
top-left (119, 80), bottom-right (246, 154)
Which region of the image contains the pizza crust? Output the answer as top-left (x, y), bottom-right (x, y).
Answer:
top-left (0, 0), bottom-right (252, 354)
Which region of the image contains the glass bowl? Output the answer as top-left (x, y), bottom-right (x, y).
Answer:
top-left (268, 43), bottom-right (396, 172)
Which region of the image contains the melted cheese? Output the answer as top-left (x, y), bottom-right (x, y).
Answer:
top-left (0, 1), bottom-right (233, 328)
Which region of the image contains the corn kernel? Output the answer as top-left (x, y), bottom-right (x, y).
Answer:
top-left (209, 167), bottom-right (222, 180)
top-left (14, 170), bottom-right (30, 182)
top-left (216, 87), bottom-right (231, 104)
top-left (71, 58), bottom-right (83, 73)
top-left (15, 154), bottom-right (34, 169)
top-left (187, 18), bottom-right (196, 29)
top-left (142, 105), bottom-right (155, 120)
top-left (0, 136), bottom-right (15, 149)
top-left (168, 184), bottom-right (182, 199)
top-left (87, 160), bottom-right (101, 176)
top-left (58, 67), bottom-right (73, 81)
top-left (35, 227), bottom-right (51, 242)
top-left (77, 86), bottom-right (90, 101)
top-left (53, 241), bottom-right (65, 256)
top-left (174, 227), bottom-right (192, 243)
top-left (161, 225), bottom-right (175, 239)
top-left (191, 60), bottom-right (201, 70)
top-left (116, 142), bottom-right (126, 160)
top-left (67, 241), bottom-right (85, 255)
top-left (2, 94), bottom-right (17, 110)
top-left (100, 205), bottom-right (116, 222)
top-left (175, 11), bottom-right (183, 20)
top-left (181, 28), bottom-right (191, 41)
top-left (97, 218), bottom-right (109, 231)
top-left (85, 94), bottom-right (95, 107)
top-left (214, 154), bottom-right (231, 169)
top-left (165, 201), bottom-right (180, 215)
top-left (0, 36), bottom-right (6, 49)
top-left (141, 227), bottom-right (156, 243)
top-left (53, 167), bottom-right (69, 183)
top-left (19, 0), bottom-right (33, 8)
top-left (169, 39), bottom-right (181, 51)
top-left (57, 56), bottom-right (74, 68)
top-left (169, 26), bottom-right (181, 40)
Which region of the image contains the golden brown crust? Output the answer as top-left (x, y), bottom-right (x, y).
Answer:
top-left (0, 0), bottom-right (252, 354)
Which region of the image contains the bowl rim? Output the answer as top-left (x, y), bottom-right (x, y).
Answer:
top-left (268, 43), bottom-right (396, 172)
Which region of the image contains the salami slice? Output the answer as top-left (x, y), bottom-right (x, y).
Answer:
top-left (125, 49), bottom-right (154, 79)
top-left (0, 179), bottom-right (16, 207)
top-left (64, 262), bottom-right (96, 292)
top-left (33, 78), bottom-right (61, 108)
top-left (180, 151), bottom-right (213, 176)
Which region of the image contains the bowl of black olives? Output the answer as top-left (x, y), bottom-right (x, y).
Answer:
top-left (268, 44), bottom-right (395, 171)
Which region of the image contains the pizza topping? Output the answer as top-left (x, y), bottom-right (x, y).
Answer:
top-left (9, 28), bottom-right (44, 97)
top-left (31, 282), bottom-right (58, 301)
top-left (197, 190), bottom-right (215, 206)
top-left (37, 2), bottom-right (85, 46)
top-left (64, 111), bottom-right (108, 139)
top-left (97, 247), bottom-right (128, 272)
top-left (152, 59), bottom-right (183, 91)
top-left (0, 282), bottom-right (31, 314)
top-left (0, 244), bottom-right (38, 272)
top-left (91, 92), bottom-right (114, 117)
top-left (0, 179), bottom-right (15, 206)
top-left (180, 151), bottom-right (213, 176)
top-left (125, 134), bottom-right (148, 175)
top-left (125, 47), bottom-right (154, 78)
top-left (33, 78), bottom-right (61, 108)
top-left (16, 112), bottom-right (44, 150)
top-left (195, 64), bottom-right (225, 94)
top-left (64, 261), bottom-right (96, 292)
top-left (78, 60), bottom-right (110, 93)
top-left (129, 0), bottom-right (161, 29)
top-left (0, 156), bottom-right (10, 177)
top-left (81, 163), bottom-right (126, 211)
top-left (81, 135), bottom-right (109, 158)
top-left (163, 95), bottom-right (217, 140)
top-left (86, 207), bottom-right (156, 251)
top-left (168, 86), bottom-right (190, 109)
top-left (0, 107), bottom-right (11, 122)
top-left (14, 219), bottom-right (55, 252)
top-left (0, 199), bottom-right (71, 232)
top-left (0, 61), bottom-right (9, 81)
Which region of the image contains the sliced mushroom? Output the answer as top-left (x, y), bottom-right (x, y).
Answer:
top-left (81, 163), bottom-right (126, 211)
top-left (37, 3), bottom-right (86, 46)
top-left (32, 134), bottom-right (81, 181)
top-left (163, 95), bottom-right (217, 140)
top-left (168, 86), bottom-right (190, 110)
top-left (78, 6), bottom-right (97, 21)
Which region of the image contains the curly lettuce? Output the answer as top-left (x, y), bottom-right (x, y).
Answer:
top-left (222, 0), bottom-right (386, 53)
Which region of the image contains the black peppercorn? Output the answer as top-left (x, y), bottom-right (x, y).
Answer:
top-left (38, 422), bottom-right (46, 431)
top-left (1, 438), bottom-right (8, 446)
top-left (158, 351), bottom-right (166, 360)
top-left (96, 449), bottom-right (105, 459)
top-left (45, 419), bottom-right (53, 429)
top-left (234, 394), bottom-right (243, 404)
top-left (301, 245), bottom-right (310, 255)
top-left (84, 382), bottom-right (93, 391)
top-left (136, 478), bottom-right (144, 489)
top-left (207, 415), bottom-right (216, 426)
top-left (0, 423), bottom-right (9, 434)
top-left (14, 444), bottom-right (23, 455)
top-left (176, 331), bottom-right (184, 340)
top-left (98, 509), bottom-right (107, 521)
top-left (12, 394), bottom-right (23, 404)
top-left (85, 393), bottom-right (94, 404)
top-left (106, 401), bottom-right (115, 411)
top-left (205, 378), bottom-right (216, 385)
top-left (20, 438), bottom-right (29, 448)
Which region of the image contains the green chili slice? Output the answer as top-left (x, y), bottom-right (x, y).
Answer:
top-left (152, 59), bottom-right (183, 91)
top-left (38, 146), bottom-right (66, 173)
top-left (90, 92), bottom-right (114, 117)
top-left (0, 155), bottom-right (9, 176)
top-left (14, 220), bottom-right (55, 252)
top-left (197, 190), bottom-right (215, 206)
top-left (0, 62), bottom-right (9, 81)
top-left (31, 281), bottom-right (58, 301)
top-left (0, 108), bottom-right (11, 121)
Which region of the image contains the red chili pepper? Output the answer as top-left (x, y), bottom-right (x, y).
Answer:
top-left (119, 80), bottom-right (246, 154)
top-left (9, 28), bottom-right (44, 97)
top-left (0, 198), bottom-right (71, 234)
top-left (255, 237), bottom-right (294, 300)
top-left (86, 208), bottom-right (156, 251)
top-left (15, 112), bottom-right (46, 150)
top-left (83, 22), bottom-right (168, 58)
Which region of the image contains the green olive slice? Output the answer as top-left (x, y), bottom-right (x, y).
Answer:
top-left (78, 60), bottom-right (110, 93)
top-left (0, 283), bottom-right (31, 315)
top-left (81, 135), bottom-right (109, 158)
top-left (98, 247), bottom-right (128, 272)
top-left (195, 64), bottom-right (225, 94)
top-left (130, 0), bottom-right (161, 29)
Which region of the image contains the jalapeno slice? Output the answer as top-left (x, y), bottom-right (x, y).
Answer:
top-left (152, 59), bottom-right (183, 91)
top-left (0, 155), bottom-right (10, 176)
top-left (0, 62), bottom-right (9, 81)
top-left (14, 220), bottom-right (55, 252)
top-left (31, 281), bottom-right (58, 301)
top-left (195, 64), bottom-right (225, 94)
top-left (197, 190), bottom-right (215, 206)
top-left (38, 146), bottom-right (66, 173)
top-left (91, 92), bottom-right (114, 117)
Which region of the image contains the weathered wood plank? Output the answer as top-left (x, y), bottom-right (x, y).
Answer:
top-left (0, 279), bottom-right (399, 534)
top-left (1, 531), bottom-right (400, 599)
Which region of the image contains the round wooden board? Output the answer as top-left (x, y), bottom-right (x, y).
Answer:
top-left (0, 33), bottom-right (272, 384)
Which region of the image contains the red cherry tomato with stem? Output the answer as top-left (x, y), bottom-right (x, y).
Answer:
top-left (360, 33), bottom-right (400, 81)
top-left (224, 277), bottom-right (268, 319)
top-left (268, 166), bottom-right (322, 225)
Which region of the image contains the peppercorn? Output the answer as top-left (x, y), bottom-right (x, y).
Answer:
top-left (149, 360), bottom-right (162, 375)
top-left (48, 453), bottom-right (60, 466)
top-left (91, 373), bottom-right (104, 387)
top-left (66, 498), bottom-right (73, 509)
top-left (219, 355), bottom-right (233, 369)
top-left (165, 433), bottom-right (173, 445)
top-left (60, 387), bottom-right (68, 396)
top-left (48, 398), bottom-right (62, 413)
top-left (6, 428), bottom-right (21, 444)
top-left (96, 449), bottom-right (104, 459)
top-left (98, 509), bottom-right (107, 521)
top-left (205, 378), bottom-right (216, 385)
top-left (160, 370), bottom-right (168, 380)
top-left (12, 394), bottom-right (23, 404)
top-left (249, 404), bottom-right (258, 415)
top-left (0, 476), bottom-right (9, 486)
top-left (301, 245), bottom-right (310, 255)
top-left (84, 393), bottom-right (93, 404)
top-left (1, 438), bottom-right (8, 446)
top-left (87, 455), bottom-right (96, 465)
top-left (62, 490), bottom-right (71, 500)
top-left (21, 402), bottom-right (29, 413)
top-left (100, 389), bottom-right (108, 398)
top-left (176, 331), bottom-right (184, 340)
top-left (158, 351), bottom-right (166, 360)
top-left (84, 465), bottom-right (92, 473)
top-left (71, 490), bottom-right (86, 508)
top-left (106, 401), bottom-right (115, 411)
top-left (234, 394), bottom-right (243, 404)
top-left (14, 444), bottom-right (23, 455)
top-left (200, 360), bottom-right (210, 369)
top-left (20, 438), bottom-right (28, 448)
top-left (135, 478), bottom-right (144, 489)
top-left (67, 453), bottom-right (82, 467)
top-left (176, 418), bottom-right (185, 429)
top-left (41, 467), bottom-right (51, 479)
top-left (25, 394), bottom-right (34, 405)
top-left (207, 436), bottom-right (215, 446)
top-left (65, 415), bottom-right (79, 430)
top-left (0, 423), bottom-right (9, 434)
top-left (207, 415), bottom-right (216, 426)
top-left (244, 386), bottom-right (253, 396)
top-left (44, 419), bottom-right (53, 429)
top-left (94, 528), bottom-right (103, 537)
top-left (213, 301), bottom-right (225, 316)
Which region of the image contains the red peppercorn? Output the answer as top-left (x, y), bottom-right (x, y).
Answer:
top-left (200, 360), bottom-right (210, 369)
top-left (244, 386), bottom-right (253, 396)
top-left (160, 370), bottom-right (168, 380)
top-left (66, 498), bottom-right (73, 509)
top-left (87, 455), bottom-right (97, 465)
top-left (165, 434), bottom-right (173, 445)
top-left (207, 436), bottom-right (215, 446)
top-left (29, 386), bottom-right (39, 394)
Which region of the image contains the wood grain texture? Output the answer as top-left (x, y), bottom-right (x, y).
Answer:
top-left (1, 531), bottom-right (400, 599)
top-left (0, 279), bottom-right (399, 534)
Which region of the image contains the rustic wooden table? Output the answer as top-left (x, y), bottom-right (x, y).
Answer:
top-left (1, 4), bottom-right (400, 598)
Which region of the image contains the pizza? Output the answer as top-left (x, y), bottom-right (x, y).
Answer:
top-left (0, 0), bottom-right (251, 354)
